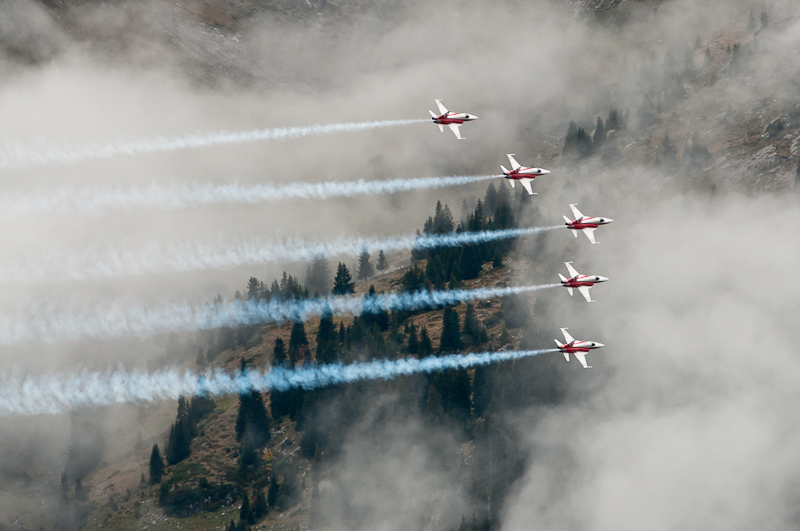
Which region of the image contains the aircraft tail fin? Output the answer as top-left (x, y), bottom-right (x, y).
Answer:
top-left (563, 215), bottom-right (573, 224)
top-left (500, 165), bottom-right (510, 176)
top-left (437, 124), bottom-right (444, 133)
top-left (555, 339), bottom-right (564, 349)
top-left (429, 110), bottom-right (438, 119)
top-left (558, 273), bottom-right (568, 283)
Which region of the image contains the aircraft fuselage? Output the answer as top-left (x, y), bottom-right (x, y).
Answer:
top-left (560, 341), bottom-right (603, 354)
top-left (504, 168), bottom-right (550, 180)
top-left (432, 112), bottom-right (476, 125)
top-left (561, 275), bottom-right (607, 288)
top-left (566, 216), bottom-right (611, 230)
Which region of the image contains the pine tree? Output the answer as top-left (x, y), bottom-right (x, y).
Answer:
top-left (694, 35), bottom-right (702, 50)
top-left (462, 303), bottom-right (486, 346)
top-left (562, 120), bottom-right (578, 158)
top-left (656, 133), bottom-right (679, 168)
top-left (376, 250), bottom-right (389, 272)
top-left (235, 391), bottom-right (270, 444)
top-left (288, 321), bottom-right (309, 364)
top-left (606, 107), bottom-right (623, 131)
top-left (332, 263), bottom-right (355, 295)
top-left (406, 322), bottom-right (419, 354)
top-left (419, 326), bottom-right (433, 357)
top-left (267, 474), bottom-right (278, 507)
top-left (253, 488), bottom-right (268, 519)
top-left (165, 420), bottom-right (191, 465)
top-left (316, 304), bottom-right (338, 364)
top-left (483, 183), bottom-right (498, 214)
top-left (357, 247), bottom-right (374, 280)
top-left (305, 255), bottom-right (332, 296)
top-left (459, 244), bottom-right (483, 280)
top-left (439, 307), bottom-right (463, 353)
top-left (411, 230), bottom-right (427, 262)
top-left (149, 444), bottom-right (165, 485)
top-left (575, 127), bottom-right (593, 157)
top-left (760, 10), bottom-right (768, 28)
top-left (272, 337), bottom-right (287, 366)
top-left (592, 116), bottom-right (606, 148)
top-left (240, 490), bottom-right (255, 525)
top-left (747, 10), bottom-right (756, 31)
top-left (246, 277), bottom-right (260, 300)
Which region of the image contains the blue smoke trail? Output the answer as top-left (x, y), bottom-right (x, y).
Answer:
top-left (0, 348), bottom-right (559, 416)
top-left (0, 119), bottom-right (427, 169)
top-left (0, 175), bottom-right (498, 216)
top-left (0, 284), bottom-right (559, 345)
top-left (0, 227), bottom-right (560, 283)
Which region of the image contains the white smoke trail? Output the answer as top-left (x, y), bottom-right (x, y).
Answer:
top-left (0, 119), bottom-right (427, 169)
top-left (0, 175), bottom-right (498, 216)
top-left (0, 348), bottom-right (560, 416)
top-left (0, 227), bottom-right (560, 283)
top-left (0, 284), bottom-right (559, 345)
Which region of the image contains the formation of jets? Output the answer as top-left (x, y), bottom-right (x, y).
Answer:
top-left (428, 100), bottom-right (610, 369)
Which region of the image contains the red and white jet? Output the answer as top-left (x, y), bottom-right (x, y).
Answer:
top-left (563, 204), bottom-right (613, 244)
top-left (500, 154), bottom-right (551, 196)
top-left (558, 262), bottom-right (608, 303)
top-left (429, 99), bottom-right (478, 140)
top-left (554, 328), bottom-right (604, 369)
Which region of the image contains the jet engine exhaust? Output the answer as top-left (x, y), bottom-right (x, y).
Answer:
top-left (0, 348), bottom-right (560, 416)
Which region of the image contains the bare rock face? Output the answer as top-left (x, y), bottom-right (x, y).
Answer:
top-left (745, 145), bottom-right (782, 173)
top-left (762, 118), bottom-right (785, 138)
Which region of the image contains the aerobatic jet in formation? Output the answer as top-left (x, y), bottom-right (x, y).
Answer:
top-left (558, 262), bottom-right (608, 303)
top-left (429, 99), bottom-right (478, 139)
top-left (554, 328), bottom-right (604, 369)
top-left (499, 154), bottom-right (551, 196)
top-left (563, 204), bottom-right (613, 244)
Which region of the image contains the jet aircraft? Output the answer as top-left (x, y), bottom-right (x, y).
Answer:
top-left (563, 204), bottom-right (613, 244)
top-left (554, 328), bottom-right (604, 369)
top-left (499, 154), bottom-right (551, 196)
top-left (429, 99), bottom-right (478, 139)
top-left (558, 262), bottom-right (608, 303)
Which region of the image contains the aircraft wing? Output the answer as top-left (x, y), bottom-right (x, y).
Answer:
top-left (582, 228), bottom-right (597, 244)
top-left (448, 123), bottom-right (464, 139)
top-left (435, 99), bottom-right (449, 115)
top-left (578, 285), bottom-right (594, 303)
top-left (560, 328), bottom-right (575, 343)
top-left (507, 154), bottom-right (522, 170)
top-left (519, 178), bottom-right (536, 195)
top-left (565, 262), bottom-right (580, 278)
top-left (569, 204), bottom-right (584, 219)
top-left (573, 352), bottom-right (592, 369)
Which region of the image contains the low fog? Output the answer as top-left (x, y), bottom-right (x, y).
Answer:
top-left (0, 0), bottom-right (799, 529)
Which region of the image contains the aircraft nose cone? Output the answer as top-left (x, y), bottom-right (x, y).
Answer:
top-left (595, 343), bottom-right (605, 348)
top-left (542, 169), bottom-right (551, 175)
top-left (599, 276), bottom-right (609, 282)
top-left (605, 218), bottom-right (614, 223)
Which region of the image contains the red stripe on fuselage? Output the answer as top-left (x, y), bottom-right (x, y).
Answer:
top-left (562, 280), bottom-right (597, 288)
top-left (434, 117), bottom-right (466, 125)
top-left (505, 170), bottom-right (538, 180)
top-left (567, 222), bottom-right (600, 230)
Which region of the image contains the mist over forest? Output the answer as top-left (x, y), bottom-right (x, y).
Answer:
top-left (0, 0), bottom-right (798, 530)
